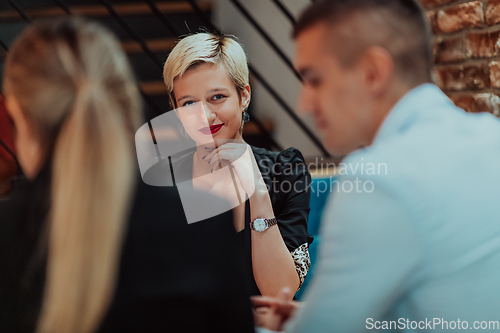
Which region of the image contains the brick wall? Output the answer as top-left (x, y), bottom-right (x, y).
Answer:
top-left (425, 0), bottom-right (500, 115)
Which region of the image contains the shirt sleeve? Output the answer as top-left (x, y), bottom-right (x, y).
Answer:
top-left (285, 176), bottom-right (422, 332)
top-left (273, 148), bottom-right (314, 289)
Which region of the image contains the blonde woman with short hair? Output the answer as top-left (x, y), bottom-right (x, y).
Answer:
top-left (0, 18), bottom-right (254, 333)
top-left (162, 32), bottom-right (313, 298)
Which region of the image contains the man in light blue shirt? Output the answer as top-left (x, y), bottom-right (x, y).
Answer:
top-left (253, 0), bottom-right (500, 332)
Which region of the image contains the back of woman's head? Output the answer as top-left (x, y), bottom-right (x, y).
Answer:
top-left (4, 17), bottom-right (142, 333)
top-left (4, 17), bottom-right (141, 144)
top-left (163, 32), bottom-right (249, 108)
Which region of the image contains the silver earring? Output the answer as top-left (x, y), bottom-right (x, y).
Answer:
top-left (243, 107), bottom-right (250, 123)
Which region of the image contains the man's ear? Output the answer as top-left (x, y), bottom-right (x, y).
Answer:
top-left (359, 46), bottom-right (394, 97)
top-left (241, 85), bottom-right (251, 109)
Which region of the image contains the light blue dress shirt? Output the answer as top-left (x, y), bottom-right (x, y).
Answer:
top-left (281, 84), bottom-right (500, 332)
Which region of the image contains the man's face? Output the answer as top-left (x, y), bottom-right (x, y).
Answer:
top-left (295, 23), bottom-right (372, 156)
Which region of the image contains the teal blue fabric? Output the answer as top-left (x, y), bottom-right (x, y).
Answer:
top-left (295, 177), bottom-right (335, 300)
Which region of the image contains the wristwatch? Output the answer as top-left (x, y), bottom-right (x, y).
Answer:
top-left (250, 217), bottom-right (278, 232)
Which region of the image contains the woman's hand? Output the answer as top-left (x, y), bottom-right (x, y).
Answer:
top-left (202, 140), bottom-right (265, 197)
top-left (251, 287), bottom-right (301, 332)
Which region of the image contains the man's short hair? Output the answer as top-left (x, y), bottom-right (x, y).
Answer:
top-left (294, 0), bottom-right (432, 86)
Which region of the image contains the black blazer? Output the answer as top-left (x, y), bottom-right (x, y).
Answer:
top-left (0, 163), bottom-right (255, 333)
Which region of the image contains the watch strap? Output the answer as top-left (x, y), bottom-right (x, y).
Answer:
top-left (250, 217), bottom-right (278, 231)
top-left (265, 217), bottom-right (278, 228)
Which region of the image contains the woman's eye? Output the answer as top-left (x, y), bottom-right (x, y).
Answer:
top-left (182, 101), bottom-right (195, 107)
top-left (212, 94), bottom-right (226, 102)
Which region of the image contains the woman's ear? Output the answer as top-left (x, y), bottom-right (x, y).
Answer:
top-left (241, 85), bottom-right (251, 109)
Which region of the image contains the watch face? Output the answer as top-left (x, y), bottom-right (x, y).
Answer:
top-left (254, 219), bottom-right (266, 232)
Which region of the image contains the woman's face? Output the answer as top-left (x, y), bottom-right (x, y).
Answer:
top-left (173, 63), bottom-right (250, 145)
top-left (4, 95), bottom-right (44, 179)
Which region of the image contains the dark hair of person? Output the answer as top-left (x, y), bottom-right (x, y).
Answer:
top-left (293, 0), bottom-right (433, 86)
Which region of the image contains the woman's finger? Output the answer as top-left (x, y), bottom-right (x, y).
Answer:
top-left (203, 147), bottom-right (220, 163)
top-left (207, 149), bottom-right (240, 166)
top-left (251, 296), bottom-right (279, 308)
top-left (202, 142), bottom-right (247, 161)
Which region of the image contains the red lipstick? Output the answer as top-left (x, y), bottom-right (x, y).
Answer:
top-left (199, 124), bottom-right (223, 135)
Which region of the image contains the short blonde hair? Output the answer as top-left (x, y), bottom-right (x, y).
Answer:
top-left (163, 32), bottom-right (249, 108)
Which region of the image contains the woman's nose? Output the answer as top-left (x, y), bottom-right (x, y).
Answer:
top-left (203, 104), bottom-right (216, 120)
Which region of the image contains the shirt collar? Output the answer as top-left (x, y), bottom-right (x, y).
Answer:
top-left (373, 83), bottom-right (455, 144)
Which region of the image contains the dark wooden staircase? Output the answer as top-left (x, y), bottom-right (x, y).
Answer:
top-left (3, 0), bottom-right (216, 117)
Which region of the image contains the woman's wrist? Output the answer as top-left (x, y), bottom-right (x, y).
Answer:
top-left (249, 188), bottom-right (274, 218)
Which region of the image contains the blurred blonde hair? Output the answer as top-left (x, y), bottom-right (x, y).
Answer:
top-left (163, 32), bottom-right (249, 108)
top-left (3, 17), bottom-right (142, 333)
